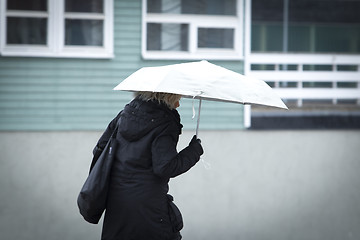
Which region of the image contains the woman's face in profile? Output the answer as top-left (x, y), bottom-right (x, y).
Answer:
top-left (175, 100), bottom-right (180, 109)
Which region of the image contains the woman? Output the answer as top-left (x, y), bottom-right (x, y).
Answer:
top-left (96, 92), bottom-right (203, 240)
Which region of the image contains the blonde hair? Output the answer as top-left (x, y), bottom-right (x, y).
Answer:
top-left (135, 91), bottom-right (181, 109)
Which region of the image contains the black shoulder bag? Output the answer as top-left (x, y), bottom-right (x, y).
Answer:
top-left (77, 121), bottom-right (119, 224)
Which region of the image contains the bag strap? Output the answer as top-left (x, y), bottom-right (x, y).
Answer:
top-left (89, 116), bottom-right (121, 173)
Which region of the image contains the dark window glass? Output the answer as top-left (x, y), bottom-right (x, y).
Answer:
top-left (7, 0), bottom-right (47, 11)
top-left (337, 82), bottom-right (357, 88)
top-left (279, 82), bottom-right (297, 88)
top-left (147, 0), bottom-right (162, 13)
top-left (289, 0), bottom-right (360, 53)
top-left (289, 0), bottom-right (360, 24)
top-left (182, 0), bottom-right (236, 15)
top-left (198, 28), bottom-right (234, 48)
top-left (65, 0), bottom-right (103, 13)
top-left (65, 20), bottom-right (103, 46)
top-left (303, 64), bottom-right (333, 71)
top-left (279, 65), bottom-right (298, 71)
top-left (251, 0), bottom-right (284, 52)
top-left (265, 25), bottom-right (283, 51)
top-left (7, 17), bottom-right (47, 44)
top-left (337, 65), bottom-right (358, 72)
top-left (303, 82), bottom-right (332, 88)
top-left (147, 0), bottom-right (236, 15)
top-left (251, 64), bottom-right (276, 71)
top-left (303, 65), bottom-right (332, 71)
top-left (147, 23), bottom-right (188, 51)
top-left (252, 0), bottom-right (283, 22)
top-left (288, 26), bottom-right (310, 52)
top-left (266, 82), bottom-right (275, 88)
top-left (314, 26), bottom-right (359, 53)
top-left (147, 23), bottom-right (162, 50)
top-left (251, 0), bottom-right (360, 53)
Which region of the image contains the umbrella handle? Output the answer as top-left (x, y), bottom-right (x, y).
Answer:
top-left (196, 99), bottom-right (202, 137)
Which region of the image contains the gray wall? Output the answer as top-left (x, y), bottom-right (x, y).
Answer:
top-left (0, 130), bottom-right (359, 240)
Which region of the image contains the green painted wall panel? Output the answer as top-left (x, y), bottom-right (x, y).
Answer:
top-left (0, 0), bottom-right (244, 131)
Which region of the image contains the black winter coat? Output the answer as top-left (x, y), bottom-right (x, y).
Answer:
top-left (98, 98), bottom-right (203, 240)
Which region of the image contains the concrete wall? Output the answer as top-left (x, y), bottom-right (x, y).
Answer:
top-left (0, 130), bottom-right (359, 240)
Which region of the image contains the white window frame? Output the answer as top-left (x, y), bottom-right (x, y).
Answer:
top-left (142, 0), bottom-right (244, 60)
top-left (0, 0), bottom-right (113, 58)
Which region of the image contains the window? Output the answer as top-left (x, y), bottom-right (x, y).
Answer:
top-left (251, 0), bottom-right (360, 53)
top-left (142, 0), bottom-right (243, 60)
top-left (0, 0), bottom-right (113, 58)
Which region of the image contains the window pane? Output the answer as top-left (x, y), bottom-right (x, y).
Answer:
top-left (303, 65), bottom-right (332, 71)
top-left (252, 0), bottom-right (283, 22)
top-left (65, 20), bottom-right (103, 46)
top-left (147, 0), bottom-right (236, 15)
top-left (182, 0), bottom-right (236, 15)
top-left (251, 0), bottom-right (283, 52)
top-left (147, 23), bottom-right (188, 51)
top-left (7, 17), bottom-right (47, 44)
top-left (198, 28), bottom-right (234, 48)
top-left (314, 26), bottom-right (359, 53)
top-left (289, 0), bottom-right (360, 24)
top-left (265, 25), bottom-right (282, 51)
top-left (303, 82), bottom-right (332, 88)
top-left (7, 0), bottom-right (47, 11)
top-left (251, 64), bottom-right (276, 71)
top-left (288, 25), bottom-right (310, 52)
top-left (289, 0), bottom-right (360, 53)
top-left (251, 0), bottom-right (360, 53)
top-left (337, 82), bottom-right (357, 88)
top-left (279, 64), bottom-right (298, 71)
top-left (337, 65), bottom-right (358, 72)
top-left (65, 0), bottom-right (103, 13)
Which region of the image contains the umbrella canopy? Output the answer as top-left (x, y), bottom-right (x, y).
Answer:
top-left (114, 60), bottom-right (287, 109)
top-left (114, 60), bottom-right (287, 134)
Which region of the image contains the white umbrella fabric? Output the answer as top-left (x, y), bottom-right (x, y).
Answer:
top-left (114, 60), bottom-right (287, 134)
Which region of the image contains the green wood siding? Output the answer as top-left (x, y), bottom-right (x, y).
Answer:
top-left (0, 0), bottom-right (244, 131)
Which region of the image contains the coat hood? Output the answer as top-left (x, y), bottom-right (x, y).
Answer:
top-left (119, 98), bottom-right (182, 142)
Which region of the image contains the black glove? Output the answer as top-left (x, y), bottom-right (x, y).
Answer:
top-left (189, 135), bottom-right (204, 156)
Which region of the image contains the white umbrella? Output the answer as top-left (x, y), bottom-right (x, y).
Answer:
top-left (114, 60), bottom-right (287, 134)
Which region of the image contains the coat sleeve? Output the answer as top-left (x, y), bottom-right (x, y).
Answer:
top-left (151, 124), bottom-right (202, 179)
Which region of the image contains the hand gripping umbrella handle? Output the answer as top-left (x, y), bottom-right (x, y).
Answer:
top-left (195, 99), bottom-right (202, 137)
